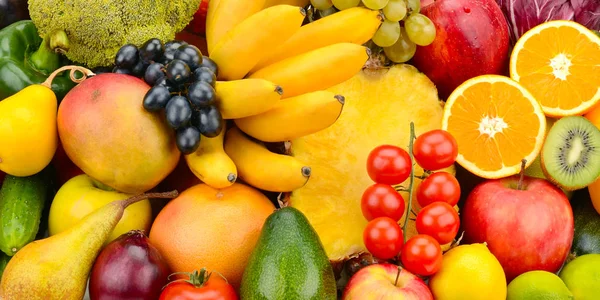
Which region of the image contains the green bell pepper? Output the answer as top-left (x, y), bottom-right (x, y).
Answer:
top-left (0, 20), bottom-right (77, 101)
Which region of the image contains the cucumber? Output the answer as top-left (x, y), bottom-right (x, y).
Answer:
top-left (0, 252), bottom-right (10, 279)
top-left (0, 171), bottom-right (49, 256)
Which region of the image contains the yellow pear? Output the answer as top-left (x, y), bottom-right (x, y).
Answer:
top-left (0, 191), bottom-right (177, 300)
top-left (0, 84), bottom-right (57, 177)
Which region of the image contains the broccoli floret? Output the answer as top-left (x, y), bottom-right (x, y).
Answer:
top-left (28, 0), bottom-right (201, 68)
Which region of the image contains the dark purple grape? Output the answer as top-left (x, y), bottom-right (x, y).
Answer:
top-left (143, 86), bottom-right (171, 112)
top-left (176, 126), bottom-right (201, 154)
top-left (112, 67), bottom-right (132, 75)
top-left (193, 67), bottom-right (216, 87)
top-left (165, 96), bottom-right (192, 129)
top-left (162, 41), bottom-right (188, 64)
top-left (187, 81), bottom-right (215, 108)
top-left (200, 56), bottom-right (218, 76)
top-left (165, 59), bottom-right (191, 85)
top-left (139, 38), bottom-right (164, 63)
top-left (92, 66), bottom-right (113, 74)
top-left (131, 60), bottom-right (149, 78)
top-left (144, 63), bottom-right (165, 86)
top-left (174, 45), bottom-right (202, 70)
top-left (192, 106), bottom-right (223, 138)
top-left (114, 44), bottom-right (139, 69)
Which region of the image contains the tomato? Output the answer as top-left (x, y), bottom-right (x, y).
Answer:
top-left (416, 202), bottom-right (460, 244)
top-left (400, 235), bottom-right (442, 276)
top-left (363, 217), bottom-right (404, 260)
top-left (366, 145), bottom-right (412, 185)
top-left (413, 130), bottom-right (458, 171)
top-left (416, 171), bottom-right (461, 207)
top-left (159, 269), bottom-right (238, 300)
top-left (184, 0), bottom-right (210, 35)
top-left (361, 183), bottom-right (406, 221)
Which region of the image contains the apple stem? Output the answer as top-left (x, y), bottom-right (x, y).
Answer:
top-left (394, 266), bottom-right (401, 286)
top-left (401, 122), bottom-right (417, 244)
top-left (517, 159), bottom-right (527, 190)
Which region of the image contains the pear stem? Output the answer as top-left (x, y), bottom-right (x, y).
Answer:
top-left (394, 266), bottom-right (401, 286)
top-left (41, 65), bottom-right (95, 89)
top-left (517, 159), bottom-right (527, 190)
top-left (121, 190), bottom-right (179, 208)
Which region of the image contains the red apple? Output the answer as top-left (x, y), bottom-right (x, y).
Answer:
top-left (411, 0), bottom-right (510, 100)
top-left (342, 263), bottom-right (433, 299)
top-left (462, 176), bottom-right (574, 281)
top-left (51, 140), bottom-right (84, 187)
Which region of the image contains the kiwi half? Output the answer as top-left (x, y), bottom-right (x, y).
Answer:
top-left (541, 116), bottom-right (600, 191)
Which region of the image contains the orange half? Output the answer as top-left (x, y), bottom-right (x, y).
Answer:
top-left (442, 75), bottom-right (547, 179)
top-left (510, 20), bottom-right (600, 117)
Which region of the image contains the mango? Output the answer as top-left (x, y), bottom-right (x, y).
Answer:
top-left (57, 73), bottom-right (179, 194)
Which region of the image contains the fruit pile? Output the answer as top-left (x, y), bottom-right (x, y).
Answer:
top-left (1, 0), bottom-right (600, 299)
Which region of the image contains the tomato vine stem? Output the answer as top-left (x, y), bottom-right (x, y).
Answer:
top-left (401, 122), bottom-right (417, 244)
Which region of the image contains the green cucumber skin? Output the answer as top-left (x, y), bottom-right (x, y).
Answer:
top-left (0, 172), bottom-right (48, 256)
top-left (240, 207), bottom-right (337, 300)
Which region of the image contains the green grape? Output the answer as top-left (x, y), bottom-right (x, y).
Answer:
top-left (406, 0), bottom-right (420, 14)
top-left (384, 27), bottom-right (417, 63)
top-left (404, 13), bottom-right (436, 46)
top-left (311, 0), bottom-right (334, 10)
top-left (319, 6), bottom-right (338, 17)
top-left (372, 19), bottom-right (401, 47)
top-left (383, 0), bottom-right (407, 22)
top-left (332, 0), bottom-right (361, 10)
top-left (362, 0), bottom-right (389, 10)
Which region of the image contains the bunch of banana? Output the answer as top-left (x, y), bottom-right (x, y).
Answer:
top-left (186, 0), bottom-right (382, 192)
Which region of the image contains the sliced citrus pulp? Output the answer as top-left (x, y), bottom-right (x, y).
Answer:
top-left (510, 20), bottom-right (600, 117)
top-left (442, 75), bottom-right (546, 179)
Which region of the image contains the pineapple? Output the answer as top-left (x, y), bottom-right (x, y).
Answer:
top-left (288, 63), bottom-right (454, 262)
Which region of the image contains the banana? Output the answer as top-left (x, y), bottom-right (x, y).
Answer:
top-left (185, 122), bottom-right (237, 189)
top-left (206, 0), bottom-right (266, 54)
top-left (215, 79), bottom-right (283, 119)
top-left (264, 0), bottom-right (309, 7)
top-left (209, 5), bottom-right (306, 81)
top-left (224, 127), bottom-right (311, 192)
top-left (249, 43), bottom-right (369, 98)
top-left (251, 7), bottom-right (381, 72)
top-left (234, 91), bottom-right (345, 142)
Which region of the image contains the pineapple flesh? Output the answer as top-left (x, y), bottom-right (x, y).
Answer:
top-left (289, 64), bottom-right (454, 262)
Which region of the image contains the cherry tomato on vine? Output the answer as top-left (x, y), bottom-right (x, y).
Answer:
top-left (366, 145), bottom-right (412, 185)
top-left (413, 130), bottom-right (458, 171)
top-left (363, 217), bottom-right (404, 260)
top-left (416, 171), bottom-right (461, 207)
top-left (416, 202), bottom-right (460, 244)
top-left (159, 269), bottom-right (238, 300)
top-left (361, 183), bottom-right (406, 221)
top-left (400, 234), bottom-right (442, 276)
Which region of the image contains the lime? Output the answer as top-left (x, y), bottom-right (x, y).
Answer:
top-left (559, 254), bottom-right (600, 300)
top-left (429, 243), bottom-right (507, 300)
top-left (507, 270), bottom-right (573, 300)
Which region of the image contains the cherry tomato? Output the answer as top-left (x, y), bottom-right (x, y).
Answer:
top-left (363, 217), bottom-right (404, 260)
top-left (400, 235), bottom-right (442, 276)
top-left (361, 183), bottom-right (406, 222)
top-left (416, 202), bottom-right (460, 244)
top-left (159, 269), bottom-right (238, 300)
top-left (366, 145), bottom-right (412, 185)
top-left (413, 130), bottom-right (458, 171)
top-left (416, 172), bottom-right (461, 207)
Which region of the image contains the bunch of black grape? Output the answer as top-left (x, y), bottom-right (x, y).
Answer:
top-left (113, 38), bottom-right (222, 155)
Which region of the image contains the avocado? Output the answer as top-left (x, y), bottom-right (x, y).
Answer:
top-left (240, 207), bottom-right (337, 300)
top-left (570, 189), bottom-right (600, 257)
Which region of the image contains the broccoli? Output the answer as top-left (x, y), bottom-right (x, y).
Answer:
top-left (28, 0), bottom-right (201, 68)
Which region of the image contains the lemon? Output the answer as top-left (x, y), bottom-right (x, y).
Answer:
top-left (429, 243), bottom-right (507, 300)
top-left (507, 270), bottom-right (573, 300)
